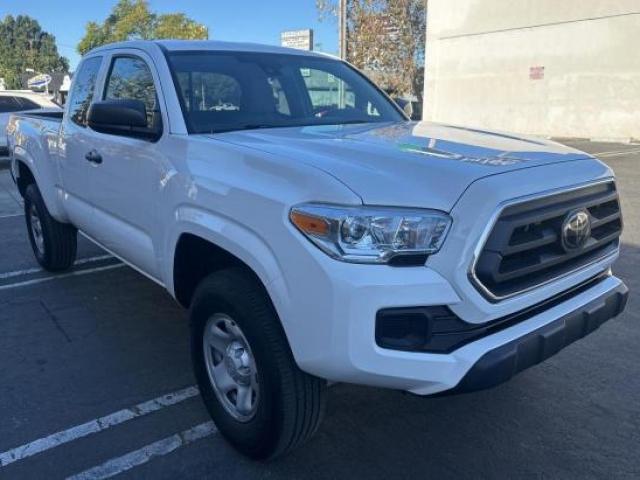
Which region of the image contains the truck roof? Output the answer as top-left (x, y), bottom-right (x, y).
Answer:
top-left (88, 39), bottom-right (332, 59)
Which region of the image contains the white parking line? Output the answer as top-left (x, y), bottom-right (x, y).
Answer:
top-left (0, 386), bottom-right (200, 467)
top-left (0, 255), bottom-right (114, 280)
top-left (0, 264), bottom-right (126, 291)
top-left (66, 422), bottom-right (217, 480)
top-left (596, 148), bottom-right (640, 158)
top-left (0, 213), bottom-right (23, 219)
top-left (0, 263), bottom-right (126, 290)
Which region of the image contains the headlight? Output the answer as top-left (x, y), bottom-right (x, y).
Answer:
top-left (290, 204), bottom-right (452, 265)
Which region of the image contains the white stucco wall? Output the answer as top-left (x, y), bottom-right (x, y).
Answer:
top-left (423, 1), bottom-right (640, 141)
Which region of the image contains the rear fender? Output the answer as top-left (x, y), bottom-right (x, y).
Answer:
top-left (10, 121), bottom-right (68, 222)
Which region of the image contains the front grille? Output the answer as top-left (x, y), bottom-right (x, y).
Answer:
top-left (473, 182), bottom-right (622, 300)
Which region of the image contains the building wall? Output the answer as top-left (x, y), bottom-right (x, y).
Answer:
top-left (423, 1), bottom-right (640, 141)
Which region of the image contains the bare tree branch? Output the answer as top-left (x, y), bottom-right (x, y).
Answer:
top-left (316, 0), bottom-right (427, 102)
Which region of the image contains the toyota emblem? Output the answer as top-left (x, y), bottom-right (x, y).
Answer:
top-left (561, 209), bottom-right (591, 251)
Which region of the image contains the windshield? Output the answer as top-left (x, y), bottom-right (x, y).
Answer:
top-left (166, 51), bottom-right (405, 134)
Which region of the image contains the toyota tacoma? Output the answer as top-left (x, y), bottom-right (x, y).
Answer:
top-left (6, 40), bottom-right (628, 459)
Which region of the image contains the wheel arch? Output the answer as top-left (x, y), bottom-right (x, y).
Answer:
top-left (172, 232), bottom-right (258, 308)
top-left (11, 151), bottom-right (68, 221)
top-left (13, 159), bottom-right (36, 197)
top-left (168, 212), bottom-right (289, 316)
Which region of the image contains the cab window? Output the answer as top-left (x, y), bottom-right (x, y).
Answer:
top-left (68, 56), bottom-right (103, 126)
top-left (104, 56), bottom-right (161, 130)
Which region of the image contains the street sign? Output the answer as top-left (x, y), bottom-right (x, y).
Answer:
top-left (281, 29), bottom-right (314, 51)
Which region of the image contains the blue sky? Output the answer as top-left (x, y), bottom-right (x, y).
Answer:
top-left (0, 0), bottom-right (339, 69)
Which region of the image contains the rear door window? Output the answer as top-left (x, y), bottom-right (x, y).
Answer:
top-left (68, 56), bottom-right (103, 126)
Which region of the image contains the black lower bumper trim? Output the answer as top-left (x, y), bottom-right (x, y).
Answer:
top-left (445, 281), bottom-right (629, 395)
top-left (0, 146), bottom-right (9, 157)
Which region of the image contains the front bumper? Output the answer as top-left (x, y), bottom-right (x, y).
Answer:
top-left (282, 244), bottom-right (626, 395)
top-left (441, 278), bottom-right (628, 395)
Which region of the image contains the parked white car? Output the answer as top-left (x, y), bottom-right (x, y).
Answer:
top-left (0, 91), bottom-right (60, 157)
top-left (7, 40), bottom-right (628, 459)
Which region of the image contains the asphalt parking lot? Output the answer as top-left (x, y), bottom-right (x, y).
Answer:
top-left (0, 141), bottom-right (638, 480)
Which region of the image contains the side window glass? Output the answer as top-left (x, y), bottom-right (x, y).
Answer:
top-left (68, 56), bottom-right (102, 126)
top-left (104, 56), bottom-right (159, 129)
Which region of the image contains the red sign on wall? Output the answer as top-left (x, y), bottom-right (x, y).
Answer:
top-left (529, 66), bottom-right (545, 80)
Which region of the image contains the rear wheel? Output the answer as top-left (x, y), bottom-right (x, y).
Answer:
top-left (24, 184), bottom-right (77, 272)
top-left (190, 267), bottom-right (327, 460)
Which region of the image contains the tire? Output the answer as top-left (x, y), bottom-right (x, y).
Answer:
top-left (190, 267), bottom-right (327, 460)
top-left (24, 183), bottom-right (77, 272)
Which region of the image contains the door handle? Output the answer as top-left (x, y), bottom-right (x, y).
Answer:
top-left (85, 150), bottom-right (103, 165)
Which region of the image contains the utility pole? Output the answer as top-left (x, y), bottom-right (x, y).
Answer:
top-left (339, 0), bottom-right (347, 60)
top-left (338, 0), bottom-right (348, 108)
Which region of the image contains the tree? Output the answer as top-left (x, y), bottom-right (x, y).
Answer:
top-left (155, 13), bottom-right (209, 40)
top-left (316, 0), bottom-right (427, 103)
top-left (77, 0), bottom-right (208, 55)
top-left (0, 15), bottom-right (69, 89)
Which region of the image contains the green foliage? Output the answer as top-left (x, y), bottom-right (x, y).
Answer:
top-left (0, 15), bottom-right (69, 89)
top-left (77, 0), bottom-right (209, 55)
top-left (155, 13), bottom-right (208, 40)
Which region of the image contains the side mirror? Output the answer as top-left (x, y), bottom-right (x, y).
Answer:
top-left (87, 99), bottom-right (161, 141)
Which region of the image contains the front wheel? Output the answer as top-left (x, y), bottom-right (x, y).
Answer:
top-left (24, 184), bottom-right (77, 272)
top-left (190, 268), bottom-right (327, 460)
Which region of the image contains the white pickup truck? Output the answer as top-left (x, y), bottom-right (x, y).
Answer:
top-left (7, 40), bottom-right (628, 459)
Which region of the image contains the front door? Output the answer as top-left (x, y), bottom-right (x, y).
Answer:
top-left (84, 52), bottom-right (170, 280)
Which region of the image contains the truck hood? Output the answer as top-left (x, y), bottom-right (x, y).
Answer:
top-left (210, 121), bottom-right (594, 211)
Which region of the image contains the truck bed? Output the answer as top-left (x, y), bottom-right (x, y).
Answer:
top-left (7, 111), bottom-right (63, 183)
top-left (17, 108), bottom-right (64, 121)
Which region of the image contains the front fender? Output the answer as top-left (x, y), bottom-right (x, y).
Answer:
top-left (164, 206), bottom-right (289, 312)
